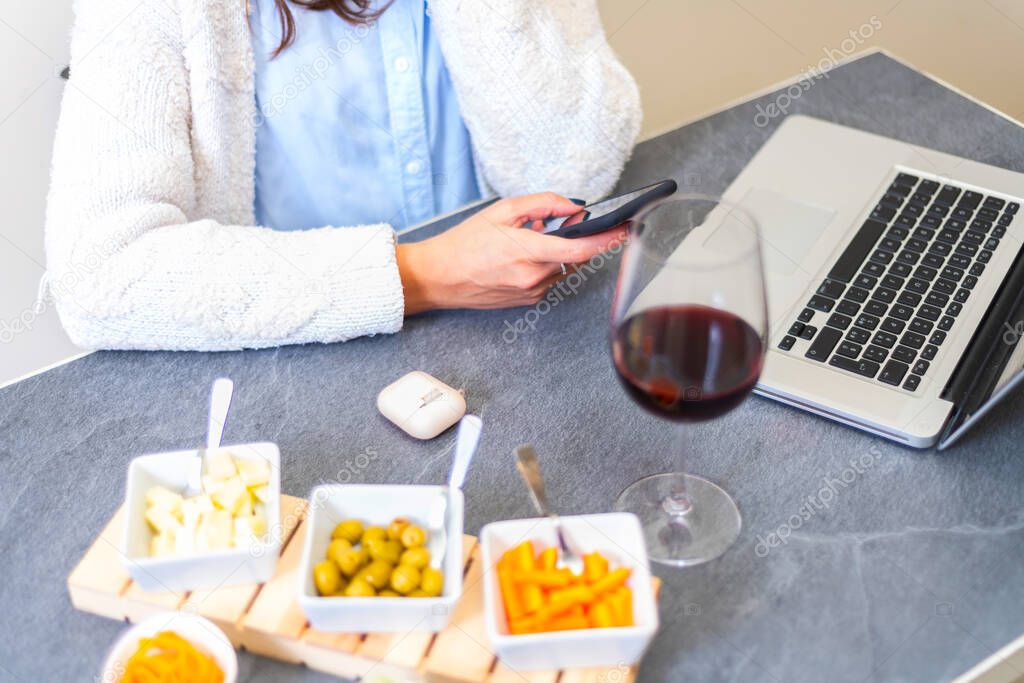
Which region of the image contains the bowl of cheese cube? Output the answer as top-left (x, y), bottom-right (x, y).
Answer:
top-left (121, 443), bottom-right (281, 592)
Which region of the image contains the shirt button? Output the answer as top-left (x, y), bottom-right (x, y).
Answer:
top-left (405, 160), bottom-right (423, 175)
top-left (394, 57), bottom-right (410, 73)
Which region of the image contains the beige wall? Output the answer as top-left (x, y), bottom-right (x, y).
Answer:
top-left (599, 0), bottom-right (1024, 138)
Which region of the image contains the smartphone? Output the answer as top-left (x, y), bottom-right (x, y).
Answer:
top-left (542, 179), bottom-right (678, 238)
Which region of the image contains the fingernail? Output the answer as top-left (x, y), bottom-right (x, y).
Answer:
top-left (569, 197), bottom-right (586, 206)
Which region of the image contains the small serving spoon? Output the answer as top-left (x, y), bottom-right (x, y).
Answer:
top-left (186, 378), bottom-right (234, 497)
top-left (514, 444), bottom-right (583, 573)
top-left (427, 414), bottom-right (482, 568)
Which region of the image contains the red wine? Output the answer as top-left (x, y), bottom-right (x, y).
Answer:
top-left (612, 304), bottom-right (763, 422)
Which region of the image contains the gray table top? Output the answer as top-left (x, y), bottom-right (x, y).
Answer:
top-left (2, 51), bottom-right (1023, 683)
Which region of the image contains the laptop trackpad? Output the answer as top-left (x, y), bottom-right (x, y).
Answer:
top-left (730, 187), bottom-right (836, 276)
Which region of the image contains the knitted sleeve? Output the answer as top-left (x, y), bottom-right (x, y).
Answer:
top-left (44, 0), bottom-right (405, 351)
top-left (428, 0), bottom-right (643, 201)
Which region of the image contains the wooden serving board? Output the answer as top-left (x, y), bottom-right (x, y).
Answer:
top-left (68, 495), bottom-right (656, 682)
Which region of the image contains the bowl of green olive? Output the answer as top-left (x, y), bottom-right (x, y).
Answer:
top-left (298, 484), bottom-right (464, 632)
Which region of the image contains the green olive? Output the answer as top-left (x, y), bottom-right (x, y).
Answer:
top-left (390, 564), bottom-right (421, 595)
top-left (335, 547), bottom-right (368, 577)
top-left (332, 519), bottom-right (364, 544)
top-left (361, 525), bottom-right (388, 545)
top-left (378, 589), bottom-right (400, 598)
top-left (400, 524), bottom-right (427, 549)
top-left (327, 538), bottom-right (352, 566)
top-left (361, 560), bottom-right (393, 590)
top-left (344, 577), bottom-right (376, 597)
top-left (367, 538), bottom-right (403, 564)
top-left (387, 517), bottom-right (410, 541)
top-left (420, 567), bottom-right (443, 597)
top-left (400, 547), bottom-right (431, 569)
top-left (313, 560), bottom-right (342, 596)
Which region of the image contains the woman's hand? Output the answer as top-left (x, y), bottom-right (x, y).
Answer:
top-left (396, 193), bottom-right (626, 314)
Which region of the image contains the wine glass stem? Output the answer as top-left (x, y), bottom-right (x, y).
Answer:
top-left (662, 424), bottom-right (692, 516)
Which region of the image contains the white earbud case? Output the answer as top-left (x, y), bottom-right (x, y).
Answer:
top-left (376, 371), bottom-right (467, 439)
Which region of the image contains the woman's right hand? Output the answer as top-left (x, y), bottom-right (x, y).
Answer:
top-left (396, 193), bottom-right (627, 314)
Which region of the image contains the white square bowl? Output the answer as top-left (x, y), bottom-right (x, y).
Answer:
top-left (480, 513), bottom-right (659, 671)
top-left (298, 484), bottom-right (464, 633)
top-left (121, 443), bottom-right (281, 593)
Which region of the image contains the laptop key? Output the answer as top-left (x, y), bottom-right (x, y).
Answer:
top-left (827, 313), bottom-right (853, 330)
top-left (837, 341), bottom-right (862, 358)
top-left (798, 308), bottom-right (815, 322)
top-left (864, 345), bottom-right (888, 363)
top-left (837, 300), bottom-right (860, 316)
top-left (952, 206), bottom-right (973, 221)
top-left (827, 219), bottom-right (889, 283)
top-left (881, 274), bottom-right (904, 290)
top-left (805, 326), bottom-right (842, 361)
top-left (864, 261), bottom-right (887, 277)
top-left (901, 331), bottom-right (926, 349)
top-left (969, 262), bottom-right (985, 277)
top-left (853, 274), bottom-right (877, 290)
top-left (892, 345), bottom-right (916, 363)
top-left (872, 288), bottom-right (897, 304)
top-left (914, 265), bottom-right (938, 281)
top-left (945, 218), bottom-right (967, 232)
top-left (912, 360), bottom-right (930, 376)
top-left (808, 295), bottom-right (835, 312)
top-left (829, 355), bottom-right (881, 378)
top-left (963, 275), bottom-right (978, 289)
top-left (897, 291), bottom-right (922, 307)
top-left (937, 229), bottom-right (959, 244)
top-left (855, 314), bottom-right (880, 330)
top-left (881, 318), bottom-right (905, 334)
top-left (925, 291), bottom-right (949, 307)
top-left (919, 179), bottom-right (939, 194)
top-left (960, 191), bottom-right (982, 209)
top-left (870, 249), bottom-right (894, 265)
top-left (962, 231), bottom-right (984, 245)
top-left (890, 262), bottom-right (914, 278)
top-left (903, 375), bottom-right (921, 391)
top-left (929, 241), bottom-right (952, 257)
top-left (983, 196), bottom-right (1006, 210)
top-left (894, 172), bottom-right (919, 187)
top-left (921, 344), bottom-right (938, 360)
top-left (954, 288), bottom-right (971, 303)
top-left (800, 325), bottom-right (817, 340)
top-left (946, 302), bottom-right (963, 316)
top-left (948, 254), bottom-right (971, 269)
top-left (906, 239), bottom-right (928, 254)
top-left (907, 278), bottom-right (930, 295)
top-left (998, 214), bottom-right (1013, 226)
top-left (918, 305), bottom-right (941, 321)
top-left (880, 237), bottom-right (901, 252)
top-left (789, 322), bottom-right (805, 336)
top-left (935, 186), bottom-right (961, 206)
top-left (932, 279), bottom-right (955, 296)
top-left (922, 254), bottom-right (944, 269)
top-left (872, 331), bottom-right (898, 348)
top-left (930, 330), bottom-right (946, 345)
top-left (972, 218), bottom-right (993, 233)
top-left (865, 300), bottom-right (888, 317)
top-left (847, 287), bottom-right (869, 303)
top-left (978, 250), bottom-right (993, 263)
top-left (890, 304), bottom-right (914, 320)
top-left (992, 226), bottom-right (1007, 238)
top-left (978, 207), bottom-right (999, 221)
top-left (955, 242), bottom-right (978, 257)
top-left (913, 227), bottom-right (935, 241)
top-left (984, 237), bottom-right (1000, 251)
top-left (909, 318), bottom-right (933, 335)
top-left (778, 335), bottom-right (796, 351)
top-left (938, 316), bottom-right (955, 332)
top-left (1008, 202), bottom-right (1020, 215)
top-left (846, 328), bottom-right (870, 344)
top-left (871, 206), bottom-right (897, 222)
top-left (818, 280), bottom-right (846, 298)
top-left (879, 360), bottom-right (910, 386)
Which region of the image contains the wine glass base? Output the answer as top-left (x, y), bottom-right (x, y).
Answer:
top-left (613, 473), bottom-right (741, 567)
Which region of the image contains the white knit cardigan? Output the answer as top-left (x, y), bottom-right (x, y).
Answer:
top-left (45, 0), bottom-right (642, 351)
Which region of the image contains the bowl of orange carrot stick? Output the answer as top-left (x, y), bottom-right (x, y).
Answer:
top-left (480, 513), bottom-right (659, 671)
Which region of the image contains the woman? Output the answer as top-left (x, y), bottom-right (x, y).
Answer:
top-left (44, 0), bottom-right (641, 350)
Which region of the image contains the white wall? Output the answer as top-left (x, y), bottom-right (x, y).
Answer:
top-left (0, 1), bottom-right (82, 386)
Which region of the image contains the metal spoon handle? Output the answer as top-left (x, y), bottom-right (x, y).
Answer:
top-left (449, 415), bottom-right (482, 490)
top-left (514, 445), bottom-right (554, 517)
top-left (206, 378), bottom-right (234, 450)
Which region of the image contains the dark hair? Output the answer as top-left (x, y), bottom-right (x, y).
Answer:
top-left (250, 0), bottom-right (391, 57)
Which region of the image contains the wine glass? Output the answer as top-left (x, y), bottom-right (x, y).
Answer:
top-left (609, 194), bottom-right (767, 567)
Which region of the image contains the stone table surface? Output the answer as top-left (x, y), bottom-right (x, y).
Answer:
top-left (2, 52), bottom-right (1023, 683)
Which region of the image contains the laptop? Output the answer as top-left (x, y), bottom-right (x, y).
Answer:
top-left (721, 115), bottom-right (1024, 448)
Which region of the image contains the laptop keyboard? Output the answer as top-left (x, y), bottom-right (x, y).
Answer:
top-left (778, 173), bottom-right (1019, 392)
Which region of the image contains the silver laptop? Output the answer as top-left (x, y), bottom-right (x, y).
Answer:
top-left (722, 115), bottom-right (1024, 448)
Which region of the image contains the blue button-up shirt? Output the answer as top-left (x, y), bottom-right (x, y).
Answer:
top-left (250, 0), bottom-right (480, 231)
